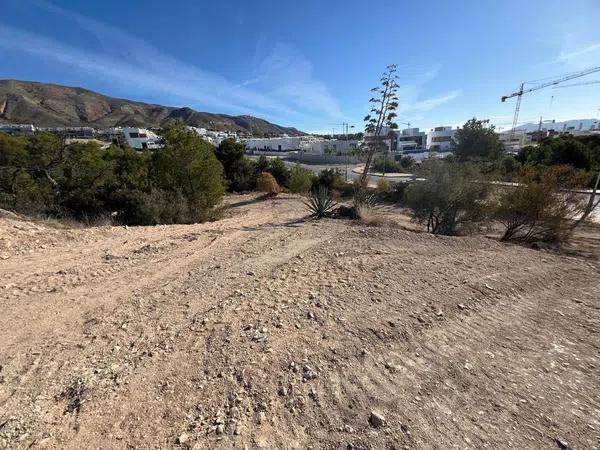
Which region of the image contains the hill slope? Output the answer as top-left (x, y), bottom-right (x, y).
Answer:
top-left (0, 80), bottom-right (303, 135)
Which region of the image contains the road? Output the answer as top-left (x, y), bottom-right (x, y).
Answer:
top-left (247, 155), bottom-right (410, 183)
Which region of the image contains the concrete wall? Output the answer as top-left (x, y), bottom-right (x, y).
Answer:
top-left (288, 152), bottom-right (361, 165)
top-left (299, 139), bottom-right (360, 155)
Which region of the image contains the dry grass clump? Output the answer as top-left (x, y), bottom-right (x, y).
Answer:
top-left (257, 172), bottom-right (280, 197)
top-left (356, 205), bottom-right (399, 228)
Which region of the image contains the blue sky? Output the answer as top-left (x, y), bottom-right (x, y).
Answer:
top-left (0, 0), bottom-right (599, 133)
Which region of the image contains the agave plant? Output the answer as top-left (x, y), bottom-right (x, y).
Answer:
top-left (304, 186), bottom-right (337, 218)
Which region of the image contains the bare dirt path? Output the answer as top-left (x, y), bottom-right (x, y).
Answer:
top-left (0, 195), bottom-right (599, 449)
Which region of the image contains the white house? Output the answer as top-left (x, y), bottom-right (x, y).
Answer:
top-left (190, 127), bottom-right (237, 146)
top-left (122, 127), bottom-right (162, 150)
top-left (395, 128), bottom-right (427, 152)
top-left (426, 126), bottom-right (456, 152)
top-left (299, 139), bottom-right (360, 155)
top-left (244, 136), bottom-right (301, 152)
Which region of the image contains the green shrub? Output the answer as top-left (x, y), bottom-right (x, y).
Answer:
top-left (314, 168), bottom-right (344, 191)
top-left (267, 158), bottom-right (290, 188)
top-left (494, 168), bottom-right (586, 243)
top-left (289, 165), bottom-right (314, 193)
top-left (0, 122), bottom-right (226, 225)
top-left (150, 122), bottom-right (225, 222)
top-left (404, 162), bottom-right (490, 235)
top-left (372, 156), bottom-right (403, 173)
top-left (376, 178), bottom-right (391, 194)
top-left (216, 139), bottom-right (256, 192)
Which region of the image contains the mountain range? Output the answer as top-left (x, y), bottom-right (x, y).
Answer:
top-left (0, 80), bottom-right (303, 135)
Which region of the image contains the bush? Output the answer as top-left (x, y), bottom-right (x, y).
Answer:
top-left (289, 165), bottom-right (314, 193)
top-left (314, 168), bottom-right (343, 191)
top-left (390, 182), bottom-right (408, 203)
top-left (215, 138), bottom-right (256, 192)
top-left (399, 155), bottom-right (415, 170)
top-left (267, 158), bottom-right (290, 188)
top-left (404, 162), bottom-right (490, 235)
top-left (376, 178), bottom-right (391, 195)
top-left (0, 122), bottom-right (226, 225)
top-left (494, 168), bottom-right (586, 243)
top-left (150, 122), bottom-right (225, 223)
top-left (372, 156), bottom-right (403, 173)
top-left (257, 172), bottom-right (279, 196)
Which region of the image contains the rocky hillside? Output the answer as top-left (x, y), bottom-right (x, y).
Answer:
top-left (0, 80), bottom-right (303, 135)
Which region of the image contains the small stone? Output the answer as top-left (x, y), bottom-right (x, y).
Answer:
top-left (556, 438), bottom-right (569, 449)
top-left (216, 424), bottom-right (225, 435)
top-left (369, 410), bottom-right (386, 428)
top-left (177, 432), bottom-right (189, 445)
top-left (457, 303), bottom-right (467, 310)
top-left (257, 411), bottom-right (266, 424)
top-left (435, 310), bottom-right (444, 317)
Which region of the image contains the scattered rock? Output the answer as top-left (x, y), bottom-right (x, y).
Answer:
top-left (177, 432), bottom-right (189, 445)
top-left (555, 438), bottom-right (569, 449)
top-left (369, 410), bottom-right (386, 428)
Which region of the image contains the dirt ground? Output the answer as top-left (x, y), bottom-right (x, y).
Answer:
top-left (0, 194), bottom-right (599, 449)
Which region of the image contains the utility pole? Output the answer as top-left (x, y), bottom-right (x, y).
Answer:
top-left (343, 122), bottom-right (355, 181)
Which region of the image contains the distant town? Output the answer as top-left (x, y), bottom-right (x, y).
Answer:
top-left (1, 119), bottom-right (599, 164)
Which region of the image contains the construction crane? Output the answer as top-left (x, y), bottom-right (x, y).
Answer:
top-left (552, 79), bottom-right (600, 89)
top-left (501, 65), bottom-right (600, 139)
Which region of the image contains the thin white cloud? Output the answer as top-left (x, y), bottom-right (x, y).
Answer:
top-left (557, 42), bottom-right (600, 62)
top-left (0, 1), bottom-right (343, 124)
top-left (241, 43), bottom-right (344, 120)
top-left (399, 90), bottom-right (462, 113)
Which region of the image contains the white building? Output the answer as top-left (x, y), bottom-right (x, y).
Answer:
top-left (0, 123), bottom-right (36, 135)
top-left (122, 127), bottom-right (162, 150)
top-left (498, 130), bottom-right (531, 153)
top-left (189, 127), bottom-right (235, 146)
top-left (395, 128), bottom-right (427, 152)
top-left (244, 136), bottom-right (301, 152)
top-left (299, 139), bottom-right (360, 155)
top-left (426, 126), bottom-right (456, 152)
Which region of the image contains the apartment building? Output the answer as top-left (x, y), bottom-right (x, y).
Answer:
top-left (426, 126), bottom-right (456, 152)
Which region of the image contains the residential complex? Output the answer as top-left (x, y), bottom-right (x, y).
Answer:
top-left (425, 126), bottom-right (456, 153)
top-left (1, 120), bottom-right (598, 158)
top-left (122, 127), bottom-right (162, 150)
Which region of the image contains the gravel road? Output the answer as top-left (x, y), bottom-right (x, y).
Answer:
top-left (0, 195), bottom-right (598, 449)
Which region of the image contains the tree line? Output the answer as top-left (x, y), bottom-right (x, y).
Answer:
top-left (0, 122), bottom-right (351, 225)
